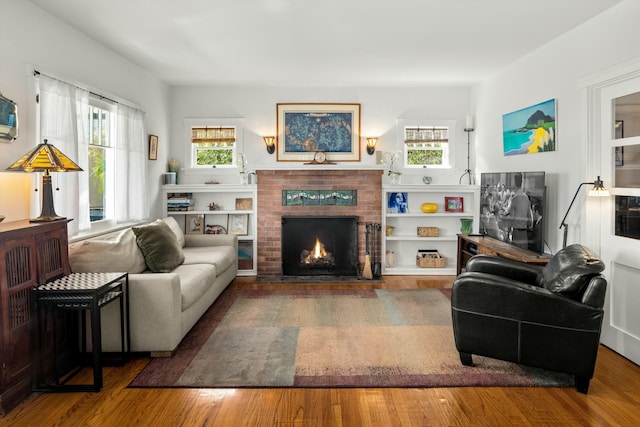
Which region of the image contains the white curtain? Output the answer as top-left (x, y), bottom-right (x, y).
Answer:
top-left (115, 104), bottom-right (148, 222)
top-left (38, 75), bottom-right (90, 236)
top-left (38, 74), bottom-right (148, 235)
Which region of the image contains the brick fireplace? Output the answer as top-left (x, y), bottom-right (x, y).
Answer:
top-left (256, 169), bottom-right (383, 277)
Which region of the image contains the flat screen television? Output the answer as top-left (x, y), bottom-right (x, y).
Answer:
top-left (480, 171), bottom-right (545, 254)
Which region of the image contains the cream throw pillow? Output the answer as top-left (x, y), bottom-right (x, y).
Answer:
top-left (69, 229), bottom-right (147, 273)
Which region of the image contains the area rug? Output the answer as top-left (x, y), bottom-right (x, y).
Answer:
top-left (129, 288), bottom-right (573, 388)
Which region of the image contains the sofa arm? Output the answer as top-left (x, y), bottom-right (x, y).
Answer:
top-left (106, 272), bottom-right (183, 353)
top-left (465, 255), bottom-right (543, 286)
top-left (185, 234), bottom-right (238, 251)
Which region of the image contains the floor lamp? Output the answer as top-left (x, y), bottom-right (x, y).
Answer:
top-left (559, 176), bottom-right (609, 248)
top-left (6, 139), bottom-right (83, 222)
top-left (459, 115), bottom-right (475, 185)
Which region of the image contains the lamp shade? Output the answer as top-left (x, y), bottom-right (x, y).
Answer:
top-left (6, 139), bottom-right (83, 172)
top-left (6, 139), bottom-right (83, 222)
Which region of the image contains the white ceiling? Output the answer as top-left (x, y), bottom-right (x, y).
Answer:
top-left (30, 0), bottom-right (622, 87)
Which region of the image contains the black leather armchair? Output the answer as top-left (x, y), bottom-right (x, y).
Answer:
top-left (451, 244), bottom-right (607, 393)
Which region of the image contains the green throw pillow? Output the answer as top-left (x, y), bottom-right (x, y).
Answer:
top-left (132, 220), bottom-right (185, 272)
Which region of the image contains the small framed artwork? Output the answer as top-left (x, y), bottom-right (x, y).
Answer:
top-left (148, 134), bottom-right (158, 160)
top-left (228, 214), bottom-right (249, 236)
top-left (445, 197), bottom-right (464, 213)
top-left (615, 120), bottom-right (624, 139)
top-left (388, 192), bottom-right (408, 214)
top-left (186, 214), bottom-right (204, 234)
top-left (235, 198), bottom-right (253, 210)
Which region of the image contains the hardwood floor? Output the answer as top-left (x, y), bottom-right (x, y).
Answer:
top-left (2, 276), bottom-right (640, 426)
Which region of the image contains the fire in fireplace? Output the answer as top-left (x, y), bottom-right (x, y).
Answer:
top-left (282, 215), bottom-right (358, 276)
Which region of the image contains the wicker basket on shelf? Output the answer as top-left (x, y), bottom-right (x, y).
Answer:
top-left (417, 226), bottom-right (439, 237)
top-left (416, 252), bottom-right (445, 268)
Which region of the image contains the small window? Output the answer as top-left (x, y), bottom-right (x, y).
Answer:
top-left (398, 120), bottom-right (455, 169)
top-left (190, 126), bottom-right (236, 168)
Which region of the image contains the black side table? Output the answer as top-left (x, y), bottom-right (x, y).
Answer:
top-left (32, 272), bottom-right (129, 392)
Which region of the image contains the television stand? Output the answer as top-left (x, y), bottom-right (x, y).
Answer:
top-left (456, 234), bottom-right (552, 275)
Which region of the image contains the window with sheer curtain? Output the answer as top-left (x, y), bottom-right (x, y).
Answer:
top-left (36, 73), bottom-right (148, 236)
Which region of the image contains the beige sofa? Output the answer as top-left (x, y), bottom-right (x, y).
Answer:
top-left (68, 217), bottom-right (237, 356)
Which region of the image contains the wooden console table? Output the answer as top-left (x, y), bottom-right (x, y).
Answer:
top-left (457, 234), bottom-right (552, 275)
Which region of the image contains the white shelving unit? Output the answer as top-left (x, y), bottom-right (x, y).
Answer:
top-left (161, 184), bottom-right (258, 276)
top-left (382, 185), bottom-right (480, 275)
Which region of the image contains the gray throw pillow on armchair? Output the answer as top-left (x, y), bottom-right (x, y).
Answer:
top-left (132, 219), bottom-right (185, 272)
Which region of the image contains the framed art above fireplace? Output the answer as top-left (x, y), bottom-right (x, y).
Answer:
top-left (276, 103), bottom-right (361, 162)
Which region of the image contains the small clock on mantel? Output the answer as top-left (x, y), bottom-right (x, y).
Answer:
top-left (305, 151), bottom-right (335, 165)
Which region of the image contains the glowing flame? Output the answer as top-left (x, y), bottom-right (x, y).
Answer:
top-left (313, 238), bottom-right (326, 259)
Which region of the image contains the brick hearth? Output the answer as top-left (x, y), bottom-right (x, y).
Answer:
top-left (256, 170), bottom-right (383, 277)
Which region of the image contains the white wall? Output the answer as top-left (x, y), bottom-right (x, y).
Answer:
top-left (0, 0), bottom-right (170, 222)
top-left (169, 85), bottom-right (473, 186)
top-left (471, 0), bottom-right (640, 252)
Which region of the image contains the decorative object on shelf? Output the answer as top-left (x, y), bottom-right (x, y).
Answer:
top-left (366, 137), bottom-right (378, 155)
top-left (228, 213), bottom-right (249, 235)
top-left (445, 196), bottom-right (464, 213)
top-left (208, 202), bottom-right (221, 211)
top-left (205, 224), bottom-right (226, 234)
top-left (263, 136), bottom-right (275, 154)
top-left (237, 153), bottom-right (252, 185)
top-left (387, 192), bottom-right (408, 213)
top-left (459, 114), bottom-right (475, 185)
top-left (163, 172), bottom-right (176, 185)
top-left (503, 98), bottom-right (556, 156)
top-left (276, 103), bottom-right (361, 162)
top-left (416, 250), bottom-right (445, 268)
top-left (420, 202), bottom-right (438, 214)
top-left (417, 226), bottom-right (439, 237)
top-left (460, 218), bottom-right (473, 234)
top-left (186, 214), bottom-right (204, 234)
top-left (148, 134), bottom-right (158, 160)
top-left (168, 159), bottom-right (179, 184)
top-left (559, 175), bottom-right (609, 248)
top-left (6, 139), bottom-right (83, 222)
top-left (423, 176), bottom-right (432, 184)
top-left (383, 151), bottom-right (402, 185)
top-left (385, 225), bottom-right (395, 236)
top-left (385, 250), bottom-right (396, 268)
top-left (235, 198), bottom-right (253, 210)
top-left (204, 180), bottom-right (219, 184)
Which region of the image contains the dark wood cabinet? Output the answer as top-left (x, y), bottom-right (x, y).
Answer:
top-left (457, 234), bottom-right (551, 275)
top-left (0, 220), bottom-right (71, 416)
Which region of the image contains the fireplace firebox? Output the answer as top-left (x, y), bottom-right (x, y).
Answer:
top-left (281, 216), bottom-right (359, 276)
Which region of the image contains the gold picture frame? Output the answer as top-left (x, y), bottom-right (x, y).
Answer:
top-left (276, 103), bottom-right (361, 162)
top-left (228, 214), bottom-right (249, 236)
top-left (148, 134), bottom-right (158, 160)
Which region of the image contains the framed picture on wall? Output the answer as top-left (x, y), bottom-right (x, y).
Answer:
top-left (148, 134), bottom-right (158, 160)
top-left (276, 103), bottom-right (361, 162)
top-left (445, 197), bottom-right (464, 213)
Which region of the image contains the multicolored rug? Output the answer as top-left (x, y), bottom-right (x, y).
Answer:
top-left (129, 288), bottom-right (573, 388)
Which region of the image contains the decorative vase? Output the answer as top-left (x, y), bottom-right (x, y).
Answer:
top-left (389, 173), bottom-right (401, 185)
top-left (385, 225), bottom-right (395, 236)
top-left (386, 250), bottom-right (396, 268)
top-left (421, 202), bottom-right (438, 213)
top-left (460, 218), bottom-right (473, 234)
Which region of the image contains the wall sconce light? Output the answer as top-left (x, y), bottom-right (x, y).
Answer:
top-left (263, 136), bottom-right (275, 154)
top-left (366, 137), bottom-right (378, 155)
top-left (6, 139), bottom-right (83, 222)
top-left (559, 175), bottom-right (609, 248)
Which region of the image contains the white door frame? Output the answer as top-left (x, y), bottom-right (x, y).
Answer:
top-left (581, 58), bottom-right (640, 365)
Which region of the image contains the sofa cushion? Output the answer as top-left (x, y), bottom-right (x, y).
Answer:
top-left (541, 244), bottom-right (605, 298)
top-left (132, 220), bottom-right (185, 273)
top-left (162, 216), bottom-right (185, 248)
top-left (172, 264), bottom-right (217, 310)
top-left (69, 229), bottom-right (146, 274)
top-left (182, 245), bottom-right (237, 272)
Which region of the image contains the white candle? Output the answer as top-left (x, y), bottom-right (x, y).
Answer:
top-left (466, 114), bottom-right (474, 129)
